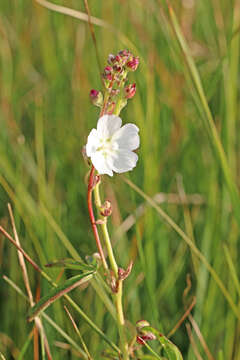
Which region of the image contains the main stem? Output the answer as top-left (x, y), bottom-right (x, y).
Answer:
top-left (94, 182), bottom-right (129, 360)
top-left (87, 166), bottom-right (108, 271)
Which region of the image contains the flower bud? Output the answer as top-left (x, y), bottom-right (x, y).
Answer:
top-left (136, 333), bottom-right (156, 345)
top-left (126, 56), bottom-right (139, 71)
top-left (113, 64), bottom-right (122, 73)
top-left (89, 89), bottom-right (103, 107)
top-left (118, 49), bottom-right (130, 65)
top-left (124, 83), bottom-right (136, 99)
top-left (136, 320), bottom-right (150, 331)
top-left (103, 66), bottom-right (113, 81)
top-left (114, 54), bottom-right (121, 63)
top-left (100, 200), bottom-right (112, 217)
top-left (107, 53), bottom-right (115, 64)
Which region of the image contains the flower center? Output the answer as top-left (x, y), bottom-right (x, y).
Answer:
top-left (97, 138), bottom-right (115, 158)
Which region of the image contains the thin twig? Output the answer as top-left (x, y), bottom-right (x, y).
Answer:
top-left (83, 0), bottom-right (103, 82)
top-left (167, 296), bottom-right (196, 338)
top-left (186, 323), bottom-right (203, 360)
top-left (64, 306), bottom-right (93, 360)
top-left (188, 314), bottom-right (215, 360)
top-left (0, 225), bottom-right (42, 273)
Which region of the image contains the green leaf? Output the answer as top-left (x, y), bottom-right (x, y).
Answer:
top-left (45, 258), bottom-right (97, 271)
top-left (140, 326), bottom-right (183, 360)
top-left (28, 271), bottom-right (94, 322)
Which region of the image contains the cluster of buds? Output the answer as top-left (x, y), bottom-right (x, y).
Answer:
top-left (89, 50), bottom-right (139, 114)
top-left (136, 320), bottom-right (157, 345)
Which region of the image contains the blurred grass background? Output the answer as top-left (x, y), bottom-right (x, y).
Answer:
top-left (0, 0), bottom-right (240, 358)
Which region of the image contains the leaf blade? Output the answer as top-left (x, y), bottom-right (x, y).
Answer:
top-left (28, 272), bottom-right (94, 321)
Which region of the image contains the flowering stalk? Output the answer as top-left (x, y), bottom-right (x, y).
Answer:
top-left (86, 50), bottom-right (139, 360)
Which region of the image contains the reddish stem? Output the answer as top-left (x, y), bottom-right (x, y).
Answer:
top-left (87, 165), bottom-right (108, 270)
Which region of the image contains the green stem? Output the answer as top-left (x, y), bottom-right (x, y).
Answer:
top-left (93, 181), bottom-right (129, 360)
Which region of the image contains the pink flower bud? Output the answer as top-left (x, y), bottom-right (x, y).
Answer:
top-left (114, 55), bottom-right (121, 63)
top-left (89, 89), bottom-right (103, 107)
top-left (124, 83), bottom-right (136, 99)
top-left (103, 66), bottom-right (113, 80)
top-left (118, 49), bottom-right (131, 64)
top-left (126, 56), bottom-right (139, 71)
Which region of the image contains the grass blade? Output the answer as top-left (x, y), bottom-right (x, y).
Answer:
top-left (28, 272), bottom-right (94, 321)
top-left (167, 4), bottom-right (240, 226)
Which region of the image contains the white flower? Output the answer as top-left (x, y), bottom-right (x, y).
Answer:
top-left (86, 114), bottom-right (140, 176)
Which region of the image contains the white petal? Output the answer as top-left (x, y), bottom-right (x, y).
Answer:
top-left (112, 123), bottom-right (140, 151)
top-left (86, 129), bottom-right (100, 157)
top-left (91, 152), bottom-right (113, 176)
top-left (97, 115), bottom-right (122, 139)
top-left (110, 149), bottom-right (138, 173)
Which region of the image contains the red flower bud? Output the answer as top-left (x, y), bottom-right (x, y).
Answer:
top-left (126, 56), bottom-right (139, 71)
top-left (89, 89), bottom-right (103, 107)
top-left (114, 55), bottom-right (121, 63)
top-left (103, 66), bottom-right (113, 81)
top-left (124, 83), bottom-right (136, 99)
top-left (113, 64), bottom-right (122, 73)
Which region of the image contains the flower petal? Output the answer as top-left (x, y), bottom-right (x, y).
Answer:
top-left (86, 129), bottom-right (100, 157)
top-left (91, 152), bottom-right (113, 176)
top-left (109, 149), bottom-right (138, 173)
top-left (97, 115), bottom-right (122, 139)
top-left (112, 123), bottom-right (139, 150)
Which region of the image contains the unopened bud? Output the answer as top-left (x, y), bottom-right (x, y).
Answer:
top-left (136, 333), bottom-right (156, 345)
top-left (136, 319), bottom-right (157, 345)
top-left (126, 56), bottom-right (139, 71)
top-left (108, 54), bottom-right (115, 64)
top-left (118, 49), bottom-right (130, 65)
top-left (114, 54), bottom-right (121, 63)
top-left (113, 64), bottom-right (122, 73)
top-left (103, 66), bottom-right (113, 81)
top-left (89, 89), bottom-right (103, 107)
top-left (136, 320), bottom-right (150, 331)
top-left (124, 83), bottom-right (136, 99)
top-left (100, 200), bottom-right (112, 217)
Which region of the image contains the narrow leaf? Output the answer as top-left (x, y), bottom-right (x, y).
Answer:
top-left (140, 326), bottom-right (183, 360)
top-left (28, 272), bottom-right (94, 322)
top-left (45, 258), bottom-right (97, 271)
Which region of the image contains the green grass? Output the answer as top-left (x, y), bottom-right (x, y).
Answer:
top-left (0, 0), bottom-right (240, 358)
